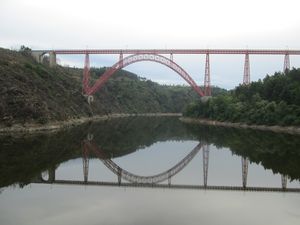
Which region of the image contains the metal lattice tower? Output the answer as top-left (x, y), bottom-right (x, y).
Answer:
top-left (82, 143), bottom-right (89, 183)
top-left (119, 52), bottom-right (123, 67)
top-left (83, 53), bottom-right (90, 93)
top-left (283, 54), bottom-right (290, 72)
top-left (204, 53), bottom-right (211, 96)
top-left (243, 53), bottom-right (250, 85)
top-left (117, 167), bottom-right (122, 185)
top-left (48, 166), bottom-right (56, 183)
top-left (203, 144), bottom-right (209, 188)
top-left (281, 175), bottom-right (288, 190)
top-left (242, 157), bottom-right (249, 188)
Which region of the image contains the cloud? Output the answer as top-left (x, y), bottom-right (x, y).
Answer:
top-left (1, 0), bottom-right (300, 88)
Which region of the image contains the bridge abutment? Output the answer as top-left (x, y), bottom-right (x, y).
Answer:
top-left (31, 51), bottom-right (43, 63)
top-left (87, 95), bottom-right (94, 104)
top-left (242, 157), bottom-right (249, 189)
top-left (49, 51), bottom-right (57, 67)
top-left (48, 167), bottom-right (56, 182)
top-left (201, 96), bottom-right (212, 103)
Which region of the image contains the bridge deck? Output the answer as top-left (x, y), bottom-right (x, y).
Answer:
top-left (33, 180), bottom-right (300, 193)
top-left (32, 49), bottom-right (300, 55)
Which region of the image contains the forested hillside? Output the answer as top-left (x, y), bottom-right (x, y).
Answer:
top-left (184, 69), bottom-right (300, 126)
top-left (0, 48), bottom-right (226, 126)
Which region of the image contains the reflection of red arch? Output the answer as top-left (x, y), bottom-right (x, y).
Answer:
top-left (84, 140), bottom-right (203, 184)
top-left (83, 54), bottom-right (205, 97)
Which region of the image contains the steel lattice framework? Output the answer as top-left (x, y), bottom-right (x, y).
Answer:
top-left (31, 48), bottom-right (300, 97)
top-left (33, 138), bottom-right (291, 191)
top-left (243, 54), bottom-right (250, 85)
top-left (84, 53), bottom-right (205, 97)
top-left (242, 157), bottom-right (249, 188)
top-left (84, 140), bottom-right (203, 184)
top-left (39, 49), bottom-right (300, 55)
top-left (203, 144), bottom-right (209, 187)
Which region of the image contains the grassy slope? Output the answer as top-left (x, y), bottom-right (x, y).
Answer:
top-left (0, 48), bottom-right (93, 125)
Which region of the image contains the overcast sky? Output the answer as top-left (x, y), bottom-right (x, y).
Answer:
top-left (1, 0), bottom-right (300, 89)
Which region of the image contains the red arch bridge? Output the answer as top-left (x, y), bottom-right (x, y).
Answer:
top-left (31, 48), bottom-right (300, 98)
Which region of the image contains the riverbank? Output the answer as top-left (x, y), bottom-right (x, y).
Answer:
top-left (0, 113), bottom-right (182, 135)
top-left (180, 117), bottom-right (300, 135)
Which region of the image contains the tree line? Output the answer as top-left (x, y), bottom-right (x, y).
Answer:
top-left (184, 68), bottom-right (300, 126)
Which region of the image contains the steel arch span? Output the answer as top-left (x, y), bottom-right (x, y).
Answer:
top-left (84, 54), bottom-right (205, 97)
top-left (84, 140), bottom-right (203, 184)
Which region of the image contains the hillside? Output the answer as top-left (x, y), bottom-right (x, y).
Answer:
top-left (184, 68), bottom-right (300, 126)
top-left (0, 48), bottom-right (226, 127)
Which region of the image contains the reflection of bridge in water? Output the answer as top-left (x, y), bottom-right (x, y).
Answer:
top-left (34, 136), bottom-right (300, 193)
top-left (34, 180), bottom-right (300, 193)
top-left (83, 139), bottom-right (202, 185)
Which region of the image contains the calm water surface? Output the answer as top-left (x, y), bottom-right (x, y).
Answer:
top-left (0, 117), bottom-right (300, 225)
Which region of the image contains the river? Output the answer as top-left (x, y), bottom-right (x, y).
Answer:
top-left (0, 116), bottom-right (299, 225)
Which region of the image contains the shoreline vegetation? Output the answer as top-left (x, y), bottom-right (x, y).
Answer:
top-left (0, 113), bottom-right (181, 134)
top-left (183, 69), bottom-right (300, 135)
top-left (2, 113), bottom-right (300, 136)
top-left (180, 117), bottom-right (300, 135)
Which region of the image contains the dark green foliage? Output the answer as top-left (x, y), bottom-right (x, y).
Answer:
top-left (184, 68), bottom-right (300, 126)
top-left (19, 45), bottom-right (31, 56)
top-left (0, 48), bottom-right (92, 125)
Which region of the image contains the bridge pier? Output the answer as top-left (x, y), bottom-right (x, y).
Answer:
top-left (83, 157), bottom-right (89, 183)
top-left (119, 52), bottom-right (123, 67)
top-left (201, 96), bottom-right (212, 103)
top-left (31, 51), bottom-right (43, 63)
top-left (204, 53), bottom-right (211, 96)
top-left (243, 53), bottom-right (250, 85)
top-left (242, 157), bottom-right (249, 188)
top-left (281, 175), bottom-right (288, 190)
top-left (117, 168), bottom-right (122, 185)
top-left (203, 144), bottom-right (209, 188)
top-left (87, 95), bottom-right (94, 104)
top-left (87, 133), bottom-right (94, 141)
top-left (48, 166), bottom-right (56, 183)
top-left (83, 53), bottom-right (90, 94)
top-left (283, 54), bottom-right (290, 72)
top-left (49, 51), bottom-right (57, 67)
top-left (82, 144), bottom-right (89, 183)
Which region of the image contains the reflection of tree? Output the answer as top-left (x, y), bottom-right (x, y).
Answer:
top-left (0, 117), bottom-right (195, 188)
top-left (186, 124), bottom-right (300, 180)
top-left (2, 116), bottom-right (298, 190)
top-left (87, 117), bottom-right (197, 157)
top-left (0, 126), bottom-right (87, 188)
